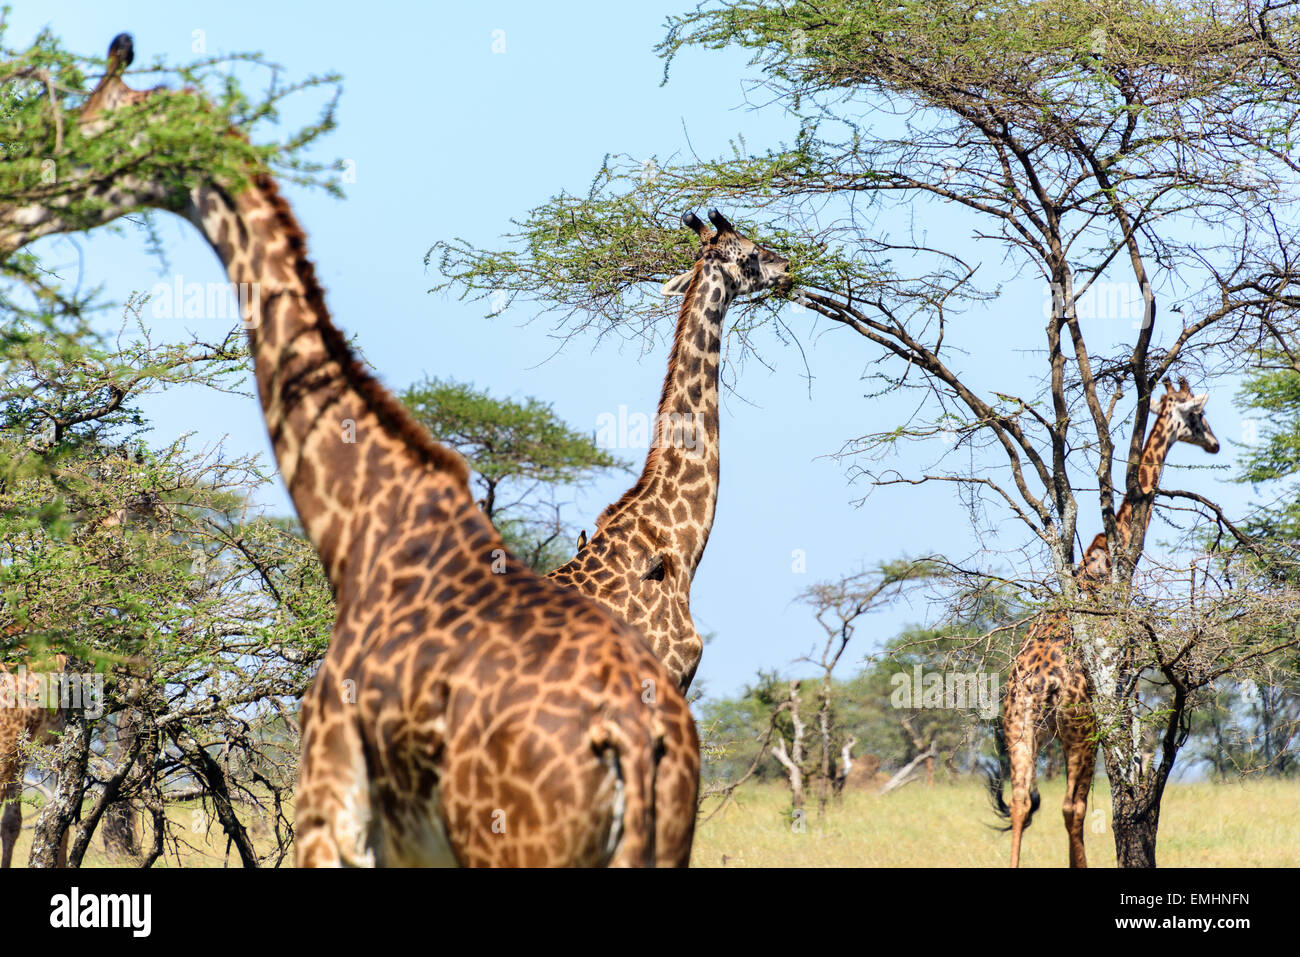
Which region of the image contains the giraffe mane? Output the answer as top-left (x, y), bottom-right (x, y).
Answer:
top-left (250, 171), bottom-right (470, 486)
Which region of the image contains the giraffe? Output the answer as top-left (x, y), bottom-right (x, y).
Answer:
top-left (989, 378), bottom-right (1219, 867)
top-left (66, 34), bottom-right (698, 866)
top-left (0, 650), bottom-right (69, 868)
top-left (548, 210), bottom-right (790, 690)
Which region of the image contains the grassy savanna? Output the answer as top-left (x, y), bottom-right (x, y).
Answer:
top-left (690, 779), bottom-right (1300, 868)
top-left (9, 776), bottom-right (1294, 867)
top-left (4, 796), bottom-right (291, 868)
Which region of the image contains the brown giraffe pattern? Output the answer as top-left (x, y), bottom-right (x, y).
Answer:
top-left (73, 35), bottom-right (699, 867)
top-left (0, 652), bottom-right (68, 868)
top-left (548, 211), bottom-right (789, 691)
top-left (993, 378), bottom-right (1218, 867)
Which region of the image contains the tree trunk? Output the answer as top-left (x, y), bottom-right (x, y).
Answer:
top-left (815, 683), bottom-right (835, 819)
top-left (101, 802), bottom-right (140, 859)
top-left (772, 736), bottom-right (805, 810)
top-left (1107, 679), bottom-right (1186, 868)
top-left (770, 681), bottom-right (806, 811)
top-left (1111, 782), bottom-right (1161, 867)
top-left (181, 733), bottom-right (259, 867)
top-left (139, 790), bottom-right (168, 868)
top-left (878, 744), bottom-right (937, 795)
top-left (29, 715), bottom-right (89, 867)
top-left (833, 735), bottom-right (856, 796)
top-left (101, 710), bottom-right (141, 860)
top-left (899, 715), bottom-right (934, 785)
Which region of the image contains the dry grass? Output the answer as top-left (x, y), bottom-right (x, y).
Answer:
top-left (7, 776), bottom-right (1296, 866)
top-left (5, 797), bottom-right (289, 868)
top-left (690, 776), bottom-right (1300, 867)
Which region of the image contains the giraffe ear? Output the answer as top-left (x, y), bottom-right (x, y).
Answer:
top-left (661, 271), bottom-right (693, 297)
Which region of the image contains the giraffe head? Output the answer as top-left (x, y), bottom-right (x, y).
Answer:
top-left (78, 34), bottom-right (157, 132)
top-left (1160, 377), bottom-right (1219, 454)
top-left (662, 210), bottom-right (791, 299)
top-left (78, 35), bottom-right (259, 214)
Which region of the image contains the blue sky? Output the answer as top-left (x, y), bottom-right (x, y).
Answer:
top-left (11, 2), bottom-right (1262, 703)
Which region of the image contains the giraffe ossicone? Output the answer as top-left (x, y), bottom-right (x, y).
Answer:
top-left (57, 34), bottom-right (700, 867)
top-left (547, 208), bottom-right (790, 691)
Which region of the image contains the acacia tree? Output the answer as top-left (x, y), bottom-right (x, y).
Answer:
top-left (433, 0), bottom-right (1300, 865)
top-left (0, 307), bottom-right (334, 867)
top-left (399, 376), bottom-right (627, 572)
top-left (0, 27), bottom-right (341, 866)
top-left (1184, 345), bottom-right (1300, 775)
top-left (0, 20), bottom-right (340, 261)
top-left (794, 560), bottom-right (935, 816)
top-left (699, 574), bottom-right (1020, 813)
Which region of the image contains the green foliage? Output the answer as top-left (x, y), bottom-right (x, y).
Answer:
top-left (697, 670), bottom-right (786, 780)
top-left (427, 139), bottom-right (973, 365)
top-left (1188, 678), bottom-right (1300, 778)
top-left (1223, 352), bottom-right (1300, 583)
top-left (0, 17), bottom-right (344, 669)
top-left (1201, 352), bottom-right (1300, 774)
top-left (400, 376), bottom-right (628, 572)
top-left (0, 18), bottom-right (347, 854)
top-left (0, 301), bottom-right (334, 863)
top-left (431, 0), bottom-right (1296, 361)
top-left (0, 13), bottom-right (342, 197)
top-left (1237, 357), bottom-right (1300, 485)
top-left (699, 628), bottom-right (1000, 784)
top-left (0, 13), bottom-right (343, 316)
top-left (700, 577), bottom-right (1026, 785)
top-left (658, 0), bottom-right (1244, 101)
top-left (0, 307), bottom-right (331, 668)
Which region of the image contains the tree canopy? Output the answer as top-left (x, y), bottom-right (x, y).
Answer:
top-left (431, 0), bottom-right (1300, 865)
top-left (399, 376), bottom-right (628, 572)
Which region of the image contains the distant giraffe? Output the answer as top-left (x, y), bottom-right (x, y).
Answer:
top-left (549, 210), bottom-right (789, 690)
top-left (64, 34), bottom-right (699, 867)
top-left (989, 378), bottom-right (1219, 867)
top-left (0, 647), bottom-right (68, 868)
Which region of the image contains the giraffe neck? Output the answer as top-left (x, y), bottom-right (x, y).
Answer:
top-left (599, 261), bottom-right (730, 577)
top-left (1079, 406), bottom-right (1176, 587)
top-left (182, 176), bottom-right (470, 589)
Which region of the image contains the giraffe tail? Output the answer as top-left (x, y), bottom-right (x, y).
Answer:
top-left (590, 717), bottom-right (661, 868)
top-left (983, 722), bottom-right (1040, 831)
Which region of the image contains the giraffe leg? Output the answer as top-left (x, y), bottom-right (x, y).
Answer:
top-left (294, 691), bottom-right (376, 868)
top-left (1, 795), bottom-right (19, 868)
top-left (1003, 688), bottom-right (1040, 869)
top-left (1060, 716), bottom-right (1096, 869)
